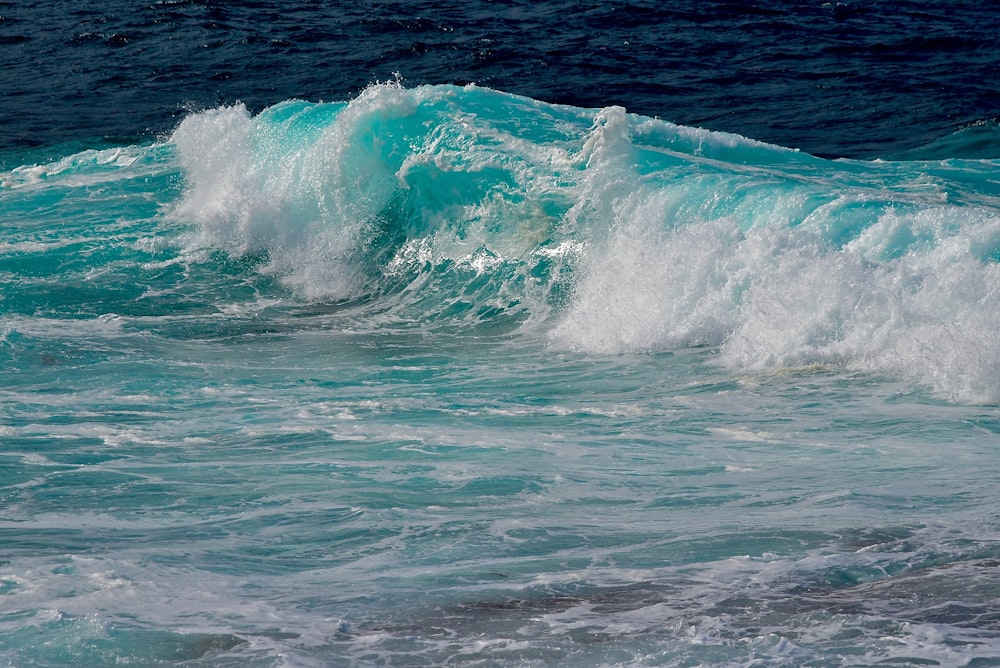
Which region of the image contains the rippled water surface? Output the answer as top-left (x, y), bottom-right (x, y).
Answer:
top-left (2, 2), bottom-right (1000, 666)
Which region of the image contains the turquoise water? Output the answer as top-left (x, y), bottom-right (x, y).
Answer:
top-left (3, 84), bottom-right (1000, 666)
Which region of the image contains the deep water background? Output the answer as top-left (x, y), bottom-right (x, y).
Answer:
top-left (2, 0), bottom-right (998, 160)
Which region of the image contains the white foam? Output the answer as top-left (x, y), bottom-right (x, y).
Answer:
top-left (0, 313), bottom-right (127, 340)
top-left (169, 85), bottom-right (424, 301)
top-left (553, 181), bottom-right (1000, 402)
top-left (0, 145), bottom-right (164, 191)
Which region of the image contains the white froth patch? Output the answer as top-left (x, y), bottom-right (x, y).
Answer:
top-left (1, 314), bottom-right (127, 340)
top-left (0, 146), bottom-right (154, 191)
top-left (170, 102), bottom-right (364, 300)
top-left (553, 178), bottom-right (1000, 403)
top-left (709, 427), bottom-right (775, 443)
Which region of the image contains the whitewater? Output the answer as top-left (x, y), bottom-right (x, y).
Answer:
top-left (3, 83), bottom-right (1000, 666)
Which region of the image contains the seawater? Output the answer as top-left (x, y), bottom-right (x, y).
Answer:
top-left (2, 81), bottom-right (1000, 666)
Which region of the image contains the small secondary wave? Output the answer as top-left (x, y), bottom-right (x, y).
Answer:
top-left (890, 119), bottom-right (1000, 161)
top-left (135, 83), bottom-right (1000, 401)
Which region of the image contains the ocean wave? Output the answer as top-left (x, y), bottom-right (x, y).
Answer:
top-left (165, 83), bottom-right (1000, 401)
top-left (3, 83), bottom-right (998, 402)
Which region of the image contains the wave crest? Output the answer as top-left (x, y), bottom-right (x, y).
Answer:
top-left (169, 83), bottom-right (1000, 402)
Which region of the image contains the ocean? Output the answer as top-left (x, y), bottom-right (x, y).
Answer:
top-left (2, 2), bottom-right (1000, 666)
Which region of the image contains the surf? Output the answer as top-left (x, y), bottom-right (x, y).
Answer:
top-left (161, 82), bottom-right (1000, 402)
top-left (4, 82), bottom-right (999, 402)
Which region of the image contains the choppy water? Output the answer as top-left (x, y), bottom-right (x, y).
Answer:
top-left (3, 3), bottom-right (1000, 667)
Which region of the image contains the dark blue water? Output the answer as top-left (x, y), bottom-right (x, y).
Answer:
top-left (2, 0), bottom-right (998, 159)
